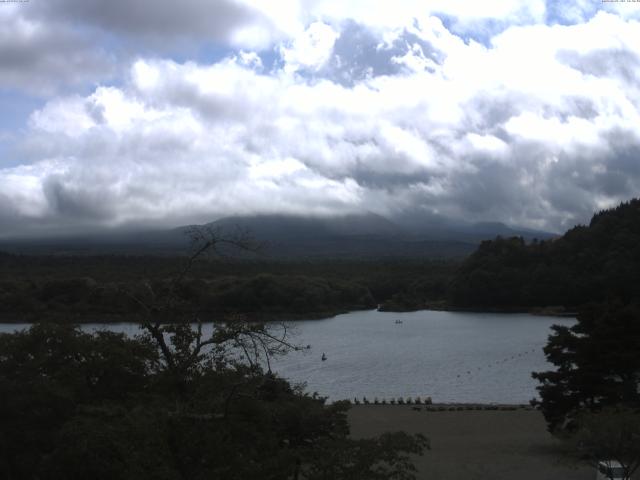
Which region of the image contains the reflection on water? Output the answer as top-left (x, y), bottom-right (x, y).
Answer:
top-left (0, 309), bottom-right (574, 403)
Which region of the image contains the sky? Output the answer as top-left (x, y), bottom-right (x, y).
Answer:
top-left (1, 0), bottom-right (640, 237)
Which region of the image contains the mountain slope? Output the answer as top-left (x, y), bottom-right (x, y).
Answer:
top-left (0, 212), bottom-right (554, 259)
top-left (206, 212), bottom-right (400, 239)
top-left (450, 199), bottom-right (640, 308)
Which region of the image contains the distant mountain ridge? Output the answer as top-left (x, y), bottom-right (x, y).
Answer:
top-left (205, 212), bottom-right (400, 239)
top-left (204, 212), bottom-right (553, 240)
top-left (0, 212), bottom-right (555, 258)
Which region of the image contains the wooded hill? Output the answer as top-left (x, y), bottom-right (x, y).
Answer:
top-left (0, 212), bottom-right (552, 259)
top-left (450, 199), bottom-right (640, 309)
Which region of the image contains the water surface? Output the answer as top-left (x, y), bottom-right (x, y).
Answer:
top-left (0, 309), bottom-right (573, 403)
top-left (271, 310), bottom-right (574, 403)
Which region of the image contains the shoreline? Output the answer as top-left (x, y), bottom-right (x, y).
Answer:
top-left (0, 304), bottom-right (576, 325)
top-left (380, 300), bottom-right (577, 317)
top-left (0, 299), bottom-right (581, 324)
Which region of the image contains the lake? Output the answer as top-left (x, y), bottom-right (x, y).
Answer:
top-left (0, 309), bottom-right (574, 404)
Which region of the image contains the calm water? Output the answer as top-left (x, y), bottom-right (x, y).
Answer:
top-left (0, 309), bottom-right (574, 404)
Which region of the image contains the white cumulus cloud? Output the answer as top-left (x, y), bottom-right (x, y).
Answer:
top-left (2, 3), bottom-right (640, 236)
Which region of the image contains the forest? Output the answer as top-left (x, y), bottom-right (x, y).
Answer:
top-left (449, 199), bottom-right (640, 310)
top-left (0, 254), bottom-right (455, 322)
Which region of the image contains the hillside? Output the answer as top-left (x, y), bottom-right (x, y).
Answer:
top-left (0, 212), bottom-right (553, 259)
top-left (449, 199), bottom-right (640, 309)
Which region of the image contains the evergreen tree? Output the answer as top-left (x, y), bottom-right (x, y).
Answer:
top-left (532, 302), bottom-right (640, 432)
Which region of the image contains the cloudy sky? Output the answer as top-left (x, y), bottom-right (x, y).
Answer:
top-left (1, 0), bottom-right (640, 237)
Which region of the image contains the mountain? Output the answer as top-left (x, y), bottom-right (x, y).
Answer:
top-left (0, 212), bottom-right (555, 259)
top-left (178, 212), bottom-right (472, 258)
top-left (205, 212), bottom-right (399, 239)
top-left (450, 198), bottom-right (640, 308)
top-left (393, 209), bottom-right (554, 242)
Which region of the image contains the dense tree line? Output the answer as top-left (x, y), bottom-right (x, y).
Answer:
top-left (450, 199), bottom-right (640, 309)
top-left (0, 274), bottom-right (375, 321)
top-left (0, 255), bottom-right (455, 321)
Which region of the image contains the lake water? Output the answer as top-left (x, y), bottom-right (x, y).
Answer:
top-left (0, 309), bottom-right (574, 404)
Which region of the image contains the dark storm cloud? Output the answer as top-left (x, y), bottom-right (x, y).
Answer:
top-left (452, 162), bottom-right (525, 215)
top-left (27, 0), bottom-right (272, 46)
top-left (346, 165), bottom-right (436, 191)
top-left (0, 20), bottom-right (115, 94)
top-left (0, 0), bottom-right (276, 94)
top-left (43, 177), bottom-right (114, 221)
top-left (597, 131), bottom-right (640, 202)
top-left (541, 133), bottom-right (640, 206)
top-left (0, 192), bottom-right (23, 233)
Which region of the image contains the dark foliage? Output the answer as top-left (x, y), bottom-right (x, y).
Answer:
top-left (0, 256), bottom-right (456, 321)
top-left (0, 324), bottom-right (427, 480)
top-left (532, 302), bottom-right (640, 432)
top-left (450, 199), bottom-right (640, 309)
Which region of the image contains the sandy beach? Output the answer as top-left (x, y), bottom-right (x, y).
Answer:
top-left (348, 405), bottom-right (593, 480)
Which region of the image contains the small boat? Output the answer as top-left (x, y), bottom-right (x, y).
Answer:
top-left (321, 353), bottom-right (327, 361)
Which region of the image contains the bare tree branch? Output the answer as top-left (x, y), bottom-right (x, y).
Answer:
top-left (121, 224), bottom-right (299, 392)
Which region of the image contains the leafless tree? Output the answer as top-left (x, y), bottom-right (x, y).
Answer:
top-left (122, 225), bottom-right (299, 385)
